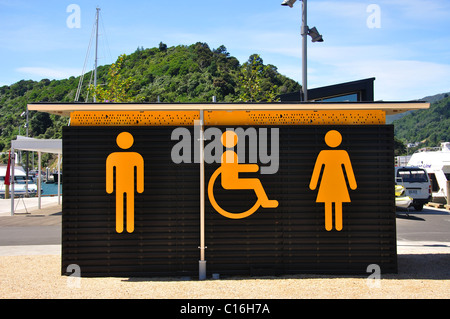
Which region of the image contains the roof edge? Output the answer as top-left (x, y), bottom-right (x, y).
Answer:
top-left (28, 101), bottom-right (430, 116)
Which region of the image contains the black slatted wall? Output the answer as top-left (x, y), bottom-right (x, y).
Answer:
top-left (62, 127), bottom-right (199, 277)
top-left (206, 125), bottom-right (397, 276)
top-left (62, 125), bottom-right (396, 277)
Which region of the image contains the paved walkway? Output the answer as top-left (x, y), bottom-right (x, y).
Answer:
top-left (0, 196), bottom-right (449, 256)
top-left (0, 196), bottom-right (61, 256)
top-left (0, 196), bottom-right (61, 216)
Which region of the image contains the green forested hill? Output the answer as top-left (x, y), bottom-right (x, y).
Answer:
top-left (2, 41), bottom-right (448, 162)
top-left (0, 42), bottom-right (300, 159)
top-left (393, 94), bottom-right (450, 150)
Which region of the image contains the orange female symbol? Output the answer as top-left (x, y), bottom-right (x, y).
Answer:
top-left (309, 130), bottom-right (357, 231)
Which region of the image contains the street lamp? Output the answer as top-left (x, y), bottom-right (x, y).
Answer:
top-left (282, 0), bottom-right (323, 101)
top-left (281, 0), bottom-right (297, 8)
top-left (307, 26), bottom-right (323, 43)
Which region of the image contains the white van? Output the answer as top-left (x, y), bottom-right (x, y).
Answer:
top-left (407, 142), bottom-right (450, 203)
top-left (395, 166), bottom-right (432, 211)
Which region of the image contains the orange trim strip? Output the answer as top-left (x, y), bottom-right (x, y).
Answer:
top-left (70, 110), bottom-right (385, 126)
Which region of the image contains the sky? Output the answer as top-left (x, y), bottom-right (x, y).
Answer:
top-left (0, 0), bottom-right (449, 101)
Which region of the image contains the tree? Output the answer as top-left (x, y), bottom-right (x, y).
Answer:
top-left (194, 42), bottom-right (212, 69)
top-left (238, 54), bottom-right (279, 102)
top-left (159, 42), bottom-right (167, 52)
top-left (394, 137), bottom-right (406, 156)
top-left (88, 54), bottom-right (140, 102)
top-left (30, 112), bottom-right (53, 136)
top-left (213, 45), bottom-right (229, 57)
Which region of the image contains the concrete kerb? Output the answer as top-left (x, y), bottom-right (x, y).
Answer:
top-left (397, 240), bottom-right (450, 254)
top-left (0, 244), bottom-right (61, 256)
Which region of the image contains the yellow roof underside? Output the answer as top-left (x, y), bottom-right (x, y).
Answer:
top-left (28, 102), bottom-right (429, 117)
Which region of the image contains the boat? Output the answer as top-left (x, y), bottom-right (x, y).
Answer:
top-left (75, 7), bottom-right (104, 103)
top-left (44, 172), bottom-right (62, 184)
top-left (407, 142), bottom-right (450, 203)
top-left (0, 165), bottom-right (38, 198)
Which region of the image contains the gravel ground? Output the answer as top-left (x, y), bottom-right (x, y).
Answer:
top-left (0, 248), bottom-right (448, 299)
top-left (0, 202), bottom-right (448, 299)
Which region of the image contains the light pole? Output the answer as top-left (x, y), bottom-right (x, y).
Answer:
top-left (282, 0), bottom-right (323, 101)
top-left (20, 109), bottom-right (29, 195)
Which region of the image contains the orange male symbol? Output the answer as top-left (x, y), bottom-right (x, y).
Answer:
top-left (309, 130), bottom-right (357, 231)
top-left (106, 132), bottom-right (144, 233)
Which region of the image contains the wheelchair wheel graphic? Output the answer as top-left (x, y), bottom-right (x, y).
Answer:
top-left (207, 167), bottom-right (261, 219)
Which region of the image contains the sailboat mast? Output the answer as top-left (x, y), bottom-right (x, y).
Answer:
top-left (93, 7), bottom-right (100, 102)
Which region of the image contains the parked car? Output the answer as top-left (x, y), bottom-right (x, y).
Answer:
top-left (395, 166), bottom-right (432, 211)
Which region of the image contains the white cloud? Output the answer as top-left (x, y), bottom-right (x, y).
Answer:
top-left (356, 60), bottom-right (450, 101)
top-left (384, 0), bottom-right (450, 20)
top-left (3, 0), bottom-right (448, 102)
top-left (309, 57), bottom-right (450, 101)
top-left (311, 1), bottom-right (367, 18)
top-left (272, 42), bottom-right (448, 100)
top-left (102, 3), bottom-right (450, 102)
top-left (16, 67), bottom-right (81, 80)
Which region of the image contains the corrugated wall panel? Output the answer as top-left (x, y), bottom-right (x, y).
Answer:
top-left (62, 125), bottom-right (396, 277)
top-left (62, 127), bottom-right (200, 277)
top-left (204, 125), bottom-right (396, 276)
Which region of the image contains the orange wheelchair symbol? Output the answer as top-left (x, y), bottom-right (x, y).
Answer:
top-left (208, 131), bottom-right (278, 219)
